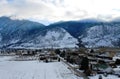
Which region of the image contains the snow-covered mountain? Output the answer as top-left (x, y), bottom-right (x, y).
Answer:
top-left (48, 21), bottom-right (120, 48)
top-left (9, 27), bottom-right (78, 49)
top-left (81, 24), bottom-right (120, 48)
top-left (0, 17), bottom-right (78, 49)
top-left (0, 16), bottom-right (120, 48)
top-left (0, 17), bottom-right (46, 48)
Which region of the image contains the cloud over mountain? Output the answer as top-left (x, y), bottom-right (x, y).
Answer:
top-left (0, 0), bottom-right (120, 24)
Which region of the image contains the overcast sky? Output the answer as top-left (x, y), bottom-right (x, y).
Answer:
top-left (0, 0), bottom-right (120, 25)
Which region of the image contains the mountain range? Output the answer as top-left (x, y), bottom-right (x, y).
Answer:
top-left (0, 16), bottom-right (120, 49)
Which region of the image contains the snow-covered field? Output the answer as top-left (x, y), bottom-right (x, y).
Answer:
top-left (0, 56), bottom-right (79, 79)
top-left (0, 56), bottom-right (120, 79)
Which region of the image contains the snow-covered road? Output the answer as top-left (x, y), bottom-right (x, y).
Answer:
top-left (0, 56), bottom-right (79, 79)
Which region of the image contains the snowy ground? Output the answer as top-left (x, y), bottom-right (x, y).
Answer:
top-left (0, 56), bottom-right (80, 79)
top-left (0, 56), bottom-right (120, 79)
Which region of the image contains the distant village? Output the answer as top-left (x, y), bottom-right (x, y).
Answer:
top-left (0, 47), bottom-right (120, 79)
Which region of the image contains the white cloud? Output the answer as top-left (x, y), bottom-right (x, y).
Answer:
top-left (0, 0), bottom-right (120, 24)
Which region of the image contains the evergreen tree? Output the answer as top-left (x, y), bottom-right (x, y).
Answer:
top-left (55, 49), bottom-right (61, 55)
top-left (80, 56), bottom-right (89, 71)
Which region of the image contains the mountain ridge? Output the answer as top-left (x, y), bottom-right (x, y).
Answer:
top-left (0, 16), bottom-right (120, 48)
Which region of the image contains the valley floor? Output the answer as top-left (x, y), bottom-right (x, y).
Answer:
top-left (0, 56), bottom-right (79, 79)
top-left (0, 56), bottom-right (119, 79)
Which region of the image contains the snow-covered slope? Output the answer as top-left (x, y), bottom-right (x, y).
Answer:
top-left (0, 16), bottom-right (120, 48)
top-left (50, 20), bottom-right (120, 48)
top-left (0, 17), bottom-right (45, 48)
top-left (81, 25), bottom-right (120, 47)
top-left (0, 17), bottom-right (78, 49)
top-left (0, 56), bottom-right (78, 79)
top-left (10, 28), bottom-right (78, 49)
